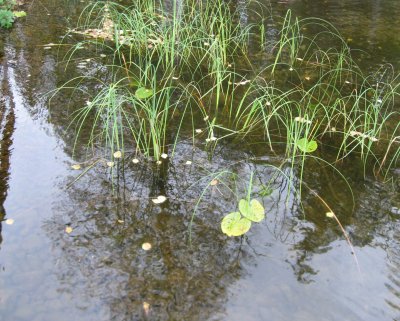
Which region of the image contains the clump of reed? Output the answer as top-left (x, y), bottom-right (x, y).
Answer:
top-left (56, 1), bottom-right (399, 179)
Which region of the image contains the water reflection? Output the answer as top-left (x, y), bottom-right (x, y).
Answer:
top-left (271, 0), bottom-right (400, 70)
top-left (44, 147), bottom-right (255, 320)
top-left (1, 0), bottom-right (400, 320)
top-left (0, 53), bottom-right (16, 246)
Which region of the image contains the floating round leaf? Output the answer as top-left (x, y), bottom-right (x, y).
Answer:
top-left (135, 87), bottom-right (153, 99)
top-left (221, 212), bottom-right (252, 237)
top-left (296, 137), bottom-right (318, 153)
top-left (239, 199), bottom-right (265, 222)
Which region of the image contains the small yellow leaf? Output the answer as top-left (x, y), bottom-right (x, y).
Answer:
top-left (326, 212), bottom-right (335, 218)
top-left (210, 179), bottom-right (218, 186)
top-left (71, 164), bottom-right (81, 170)
top-left (5, 218), bottom-right (14, 225)
top-left (65, 226), bottom-right (73, 234)
top-left (117, 219), bottom-right (124, 224)
top-left (152, 195), bottom-right (167, 204)
top-left (113, 151), bottom-right (122, 158)
top-left (143, 302), bottom-right (150, 315)
top-left (142, 242), bottom-right (152, 251)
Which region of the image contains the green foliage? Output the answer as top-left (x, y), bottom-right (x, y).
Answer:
top-left (0, 0), bottom-right (25, 29)
top-left (56, 0), bottom-right (399, 203)
top-left (221, 212), bottom-right (251, 237)
top-left (296, 138), bottom-right (318, 153)
top-left (135, 87), bottom-right (153, 100)
top-left (0, 9), bottom-right (13, 28)
top-left (220, 172), bottom-right (266, 237)
top-left (13, 11), bottom-right (26, 18)
top-left (221, 198), bottom-right (265, 237)
top-left (238, 199), bottom-right (265, 223)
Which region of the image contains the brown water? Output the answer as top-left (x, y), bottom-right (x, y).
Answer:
top-left (0, 1), bottom-right (399, 320)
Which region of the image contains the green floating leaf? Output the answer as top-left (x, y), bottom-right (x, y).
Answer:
top-left (296, 137), bottom-right (318, 153)
top-left (13, 11), bottom-right (27, 18)
top-left (221, 212), bottom-right (252, 237)
top-left (135, 87), bottom-right (153, 99)
top-left (239, 199), bottom-right (265, 222)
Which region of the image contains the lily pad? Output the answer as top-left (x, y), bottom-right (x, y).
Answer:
top-left (135, 87), bottom-right (153, 100)
top-left (239, 199), bottom-right (265, 222)
top-left (296, 137), bottom-right (318, 153)
top-left (221, 212), bottom-right (252, 237)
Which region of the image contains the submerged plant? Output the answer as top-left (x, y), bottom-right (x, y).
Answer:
top-left (54, 0), bottom-right (399, 216)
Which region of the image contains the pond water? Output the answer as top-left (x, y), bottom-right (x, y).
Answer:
top-left (0, 1), bottom-right (399, 320)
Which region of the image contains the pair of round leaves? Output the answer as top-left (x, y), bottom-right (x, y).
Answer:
top-left (296, 137), bottom-right (318, 153)
top-left (221, 199), bottom-right (265, 237)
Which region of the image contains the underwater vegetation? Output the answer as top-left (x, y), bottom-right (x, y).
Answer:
top-left (50, 0), bottom-right (399, 237)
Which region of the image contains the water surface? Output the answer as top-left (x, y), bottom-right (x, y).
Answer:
top-left (0, 1), bottom-right (399, 320)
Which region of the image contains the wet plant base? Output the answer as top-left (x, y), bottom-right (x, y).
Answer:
top-left (0, 0), bottom-right (399, 320)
